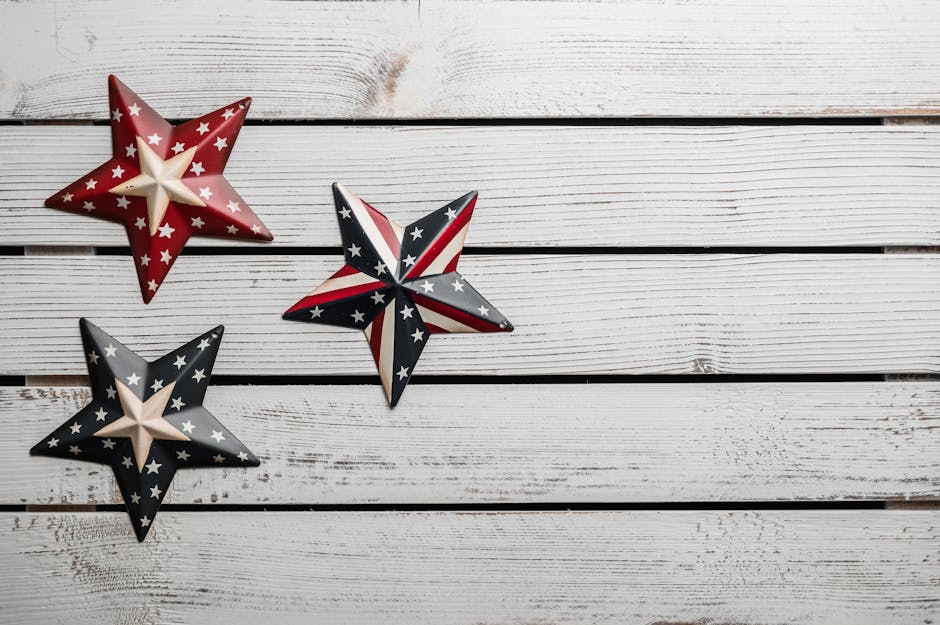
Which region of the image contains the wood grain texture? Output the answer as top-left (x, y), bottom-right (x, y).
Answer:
top-left (3, 254), bottom-right (940, 377)
top-left (2, 511), bottom-right (938, 624)
top-left (5, 125), bottom-right (940, 247)
top-left (5, 383), bottom-right (940, 505)
top-left (2, 1), bottom-right (940, 119)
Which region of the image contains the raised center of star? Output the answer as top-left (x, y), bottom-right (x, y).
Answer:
top-left (94, 379), bottom-right (189, 470)
top-left (109, 136), bottom-right (205, 236)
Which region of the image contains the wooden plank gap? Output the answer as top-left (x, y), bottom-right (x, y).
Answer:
top-left (23, 375), bottom-right (89, 387)
top-left (23, 246), bottom-right (95, 256)
top-left (885, 500), bottom-right (940, 509)
top-left (883, 117), bottom-right (940, 125)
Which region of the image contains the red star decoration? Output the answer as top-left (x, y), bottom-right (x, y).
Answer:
top-left (45, 75), bottom-right (273, 303)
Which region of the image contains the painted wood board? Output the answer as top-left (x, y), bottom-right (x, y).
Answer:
top-left (5, 383), bottom-right (939, 505)
top-left (2, 511), bottom-right (938, 624)
top-left (5, 125), bottom-right (940, 247)
top-left (3, 1), bottom-right (940, 119)
top-left (3, 254), bottom-right (940, 377)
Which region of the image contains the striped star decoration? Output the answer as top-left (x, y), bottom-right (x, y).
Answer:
top-left (44, 75), bottom-right (273, 303)
top-left (31, 319), bottom-right (259, 541)
top-left (283, 183), bottom-right (514, 406)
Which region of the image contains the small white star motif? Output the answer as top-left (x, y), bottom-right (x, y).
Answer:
top-left (111, 165), bottom-right (125, 178)
top-left (411, 329), bottom-right (424, 342)
top-left (351, 310), bottom-right (365, 323)
top-left (134, 217), bottom-right (146, 230)
top-left (211, 430), bottom-right (225, 443)
top-left (139, 516), bottom-right (150, 527)
top-left (125, 142), bottom-right (137, 158)
top-left (348, 243), bottom-right (361, 257)
top-left (410, 227), bottom-right (423, 240)
top-left (338, 207), bottom-right (352, 219)
top-left (111, 108), bottom-right (123, 122)
top-left (128, 103), bottom-right (141, 116)
top-left (403, 255), bottom-right (417, 267)
top-left (150, 379), bottom-right (164, 392)
top-left (370, 291), bottom-right (385, 305)
top-left (147, 279), bottom-right (159, 292)
top-left (193, 369), bottom-right (206, 382)
top-left (190, 161), bottom-right (205, 176)
top-left (150, 485), bottom-right (162, 499)
top-left (116, 196), bottom-right (131, 209)
top-left (85, 179), bottom-right (97, 191)
top-left (157, 223), bottom-right (175, 238)
top-left (122, 456), bottom-right (133, 469)
top-left (396, 366), bottom-right (410, 380)
top-left (47, 437), bottom-right (59, 448)
top-left (213, 136), bottom-right (228, 151)
top-left (222, 108), bottom-right (235, 119)
top-left (237, 451), bottom-right (249, 462)
top-left (95, 407), bottom-right (108, 421)
top-left (212, 454), bottom-right (225, 463)
top-left (198, 338), bottom-right (211, 351)
top-left (171, 397), bottom-right (185, 411)
top-left (101, 438), bottom-right (116, 450)
top-left (173, 355), bottom-right (186, 369)
top-left (140, 254), bottom-right (150, 266)
top-left (420, 280), bottom-right (434, 293)
top-left (160, 250), bottom-right (172, 264)
top-left (69, 445), bottom-right (81, 455)
top-left (226, 200), bottom-right (240, 213)
top-left (196, 122), bottom-right (210, 135)
top-left (69, 422), bottom-right (82, 434)
top-left (87, 350), bottom-right (99, 364)
top-left (445, 207), bottom-right (457, 220)
top-left (83, 201), bottom-right (95, 212)
top-left (309, 306), bottom-right (323, 319)
top-left (177, 450), bottom-right (191, 461)
top-left (181, 420), bottom-right (195, 434)
top-left (452, 280), bottom-right (464, 291)
top-left (130, 492), bottom-right (141, 503)
top-left (477, 305), bottom-right (490, 316)
top-left (191, 216), bottom-right (205, 228)
top-left (199, 186), bottom-right (212, 200)
top-left (105, 386), bottom-right (117, 399)
top-left (171, 142), bottom-right (186, 154)
top-left (126, 372), bottom-right (141, 386)
top-left (400, 305), bottom-right (414, 320)
top-left (145, 459), bottom-right (162, 474)
top-left (250, 224), bottom-right (262, 235)
top-left (374, 262), bottom-right (386, 275)
top-left (147, 133), bottom-right (162, 145)
top-left (62, 192), bottom-right (73, 203)
top-left (105, 343), bottom-right (117, 357)
top-left (226, 225), bottom-right (238, 235)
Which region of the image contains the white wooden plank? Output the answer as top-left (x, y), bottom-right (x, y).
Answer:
top-left (5, 383), bottom-right (939, 505)
top-left (3, 1), bottom-right (940, 119)
top-left (2, 511), bottom-right (938, 624)
top-left (3, 254), bottom-right (940, 377)
top-left (4, 125), bottom-right (940, 247)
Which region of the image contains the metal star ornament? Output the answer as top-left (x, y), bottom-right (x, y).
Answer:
top-left (31, 319), bottom-right (260, 541)
top-left (44, 75), bottom-right (273, 303)
top-left (283, 183), bottom-right (514, 406)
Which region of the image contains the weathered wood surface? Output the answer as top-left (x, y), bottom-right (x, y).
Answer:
top-left (4, 125), bottom-right (940, 247)
top-left (2, 511), bottom-right (938, 624)
top-left (3, 254), bottom-right (940, 376)
top-left (3, 1), bottom-right (940, 119)
top-left (5, 383), bottom-right (939, 505)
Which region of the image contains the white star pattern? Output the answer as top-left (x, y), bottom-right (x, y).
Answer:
top-left (351, 310), bottom-right (365, 323)
top-left (150, 379), bottom-right (164, 392)
top-left (150, 485), bottom-right (162, 499)
top-left (147, 279), bottom-right (159, 292)
top-left (211, 430), bottom-right (225, 443)
top-left (112, 108), bottom-right (123, 122)
top-left (140, 516), bottom-right (150, 527)
top-left (135, 217), bottom-right (146, 230)
top-left (348, 243), bottom-right (362, 257)
top-left (251, 224), bottom-right (262, 235)
top-left (309, 306), bottom-right (323, 319)
top-left (140, 254), bottom-right (150, 266)
top-left (420, 280), bottom-right (434, 292)
top-left (400, 305), bottom-right (414, 320)
top-left (199, 186), bottom-right (212, 200)
top-left (226, 200), bottom-right (240, 213)
top-left (397, 366), bottom-right (410, 380)
top-left (403, 255), bottom-right (416, 267)
top-left (145, 459), bottom-right (162, 474)
top-left (160, 250), bottom-right (172, 264)
top-left (213, 136), bottom-right (228, 151)
top-left (112, 165), bottom-right (125, 178)
top-left (69, 422), bottom-right (82, 434)
top-left (157, 223), bottom-right (175, 238)
top-left (374, 262), bottom-right (387, 275)
top-left (410, 227), bottom-right (423, 240)
top-left (171, 397), bottom-right (185, 411)
top-left (95, 407), bottom-right (108, 421)
top-left (127, 373), bottom-right (141, 386)
top-left (105, 343), bottom-right (117, 357)
top-left (177, 450), bottom-right (191, 461)
top-left (102, 438), bottom-right (116, 450)
top-left (181, 420), bottom-right (195, 434)
top-left (122, 456), bottom-right (133, 469)
top-left (173, 355), bottom-right (186, 369)
top-left (83, 201), bottom-right (95, 212)
top-left (222, 108), bottom-right (235, 119)
top-left (411, 329), bottom-right (424, 342)
top-left (193, 369), bottom-right (206, 382)
top-left (213, 454), bottom-right (225, 463)
top-left (87, 350), bottom-right (99, 364)
top-left (197, 122), bottom-right (210, 135)
top-left (85, 178), bottom-right (99, 190)
top-left (197, 338), bottom-right (211, 350)
top-left (116, 195), bottom-right (131, 209)
top-left (191, 216), bottom-right (205, 228)
top-left (237, 451), bottom-right (249, 462)
top-left (478, 305), bottom-right (490, 316)
top-left (126, 142), bottom-right (137, 158)
top-left (445, 207), bottom-right (457, 220)
top-left (452, 280), bottom-right (464, 291)
top-left (190, 161), bottom-right (205, 176)
top-left (62, 192), bottom-right (73, 203)
top-left (105, 386), bottom-right (117, 399)
top-left (338, 207), bottom-right (352, 219)
top-left (130, 492), bottom-right (140, 503)
top-left (47, 438), bottom-right (59, 448)
top-left (370, 291), bottom-right (385, 305)
top-left (171, 142), bottom-right (186, 154)
top-left (226, 225), bottom-right (238, 235)
top-left (69, 445), bottom-right (81, 455)
top-left (128, 103), bottom-right (141, 116)
top-left (147, 133), bottom-right (162, 145)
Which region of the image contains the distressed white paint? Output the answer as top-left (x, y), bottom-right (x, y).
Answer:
top-left (4, 125), bottom-right (940, 247)
top-left (5, 383), bottom-right (940, 505)
top-left (3, 254), bottom-right (940, 377)
top-left (2, 511), bottom-right (938, 624)
top-left (2, 1), bottom-right (940, 119)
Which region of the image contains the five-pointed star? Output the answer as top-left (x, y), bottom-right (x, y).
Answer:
top-left (44, 75), bottom-right (273, 303)
top-left (30, 319), bottom-right (259, 541)
top-left (283, 183), bottom-right (514, 406)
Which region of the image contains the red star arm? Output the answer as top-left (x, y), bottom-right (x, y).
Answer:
top-left (181, 174), bottom-right (273, 241)
top-left (399, 192), bottom-right (477, 280)
top-left (108, 75), bottom-right (174, 158)
top-left (282, 264), bottom-right (390, 328)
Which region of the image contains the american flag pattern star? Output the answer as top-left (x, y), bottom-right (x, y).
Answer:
top-left (30, 319), bottom-right (259, 541)
top-left (44, 75), bottom-right (273, 303)
top-left (283, 183), bottom-right (514, 406)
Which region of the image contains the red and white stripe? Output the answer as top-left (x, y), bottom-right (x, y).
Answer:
top-left (335, 183), bottom-right (403, 272)
top-left (410, 293), bottom-right (504, 334)
top-left (363, 300), bottom-right (398, 402)
top-left (403, 196), bottom-right (475, 280)
top-left (283, 264), bottom-right (384, 314)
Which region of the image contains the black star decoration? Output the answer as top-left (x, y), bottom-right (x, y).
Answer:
top-left (283, 183), bottom-right (514, 406)
top-left (31, 319), bottom-right (259, 541)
